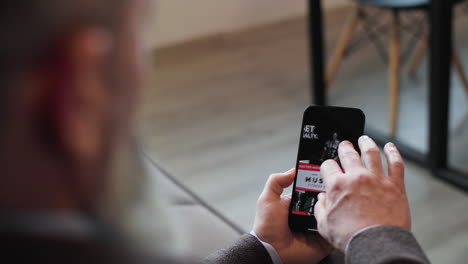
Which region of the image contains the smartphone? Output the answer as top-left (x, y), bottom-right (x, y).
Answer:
top-left (288, 105), bottom-right (365, 232)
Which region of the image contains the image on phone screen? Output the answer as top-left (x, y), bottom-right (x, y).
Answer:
top-left (289, 106), bottom-right (365, 232)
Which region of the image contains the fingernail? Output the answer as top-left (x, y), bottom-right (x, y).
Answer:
top-left (360, 135), bottom-right (370, 141)
top-left (387, 142), bottom-right (396, 149)
top-left (285, 168), bottom-right (295, 173)
top-left (340, 140), bottom-right (351, 146)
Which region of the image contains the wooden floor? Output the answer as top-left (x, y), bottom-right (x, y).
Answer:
top-left (139, 5), bottom-right (468, 263)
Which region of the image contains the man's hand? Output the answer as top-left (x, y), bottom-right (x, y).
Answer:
top-left (314, 136), bottom-right (411, 252)
top-left (254, 169), bottom-right (332, 264)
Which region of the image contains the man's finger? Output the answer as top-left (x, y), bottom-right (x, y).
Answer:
top-left (262, 168), bottom-right (296, 198)
top-left (384, 143), bottom-right (405, 182)
top-left (314, 193), bottom-right (327, 233)
top-left (321, 159), bottom-right (342, 192)
top-left (317, 192), bottom-right (326, 207)
top-left (358, 136), bottom-right (384, 175)
top-left (338, 141), bottom-right (364, 172)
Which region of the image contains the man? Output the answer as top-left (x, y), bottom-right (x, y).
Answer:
top-left (0, 0), bottom-right (430, 263)
top-left (320, 132), bottom-right (340, 162)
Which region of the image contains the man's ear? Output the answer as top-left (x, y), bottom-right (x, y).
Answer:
top-left (43, 28), bottom-right (115, 165)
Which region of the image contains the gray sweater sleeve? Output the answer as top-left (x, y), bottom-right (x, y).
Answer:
top-left (346, 226), bottom-right (431, 264)
top-left (204, 234), bottom-right (273, 264)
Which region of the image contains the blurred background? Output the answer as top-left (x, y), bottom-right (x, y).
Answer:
top-left (138, 1), bottom-right (468, 262)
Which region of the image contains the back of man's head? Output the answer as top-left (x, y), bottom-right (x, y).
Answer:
top-left (0, 1), bottom-right (188, 260)
top-left (0, 0), bottom-right (144, 212)
top-left (0, 0), bottom-right (129, 129)
top-left (1, 0), bottom-right (126, 83)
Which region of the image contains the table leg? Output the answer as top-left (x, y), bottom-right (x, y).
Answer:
top-left (308, 0), bottom-right (326, 106)
top-left (428, 0), bottom-right (453, 171)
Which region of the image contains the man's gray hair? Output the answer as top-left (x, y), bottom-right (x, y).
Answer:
top-left (0, 0), bottom-right (126, 123)
top-left (0, 0), bottom-right (126, 76)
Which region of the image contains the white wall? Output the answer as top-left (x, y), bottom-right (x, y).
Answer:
top-left (151, 0), bottom-right (347, 49)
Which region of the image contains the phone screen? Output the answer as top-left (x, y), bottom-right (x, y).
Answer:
top-left (288, 106), bottom-right (365, 232)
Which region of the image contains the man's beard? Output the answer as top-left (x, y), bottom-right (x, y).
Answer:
top-left (93, 135), bottom-right (183, 259)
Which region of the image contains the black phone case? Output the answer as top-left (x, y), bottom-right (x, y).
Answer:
top-left (288, 105), bottom-right (366, 232)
